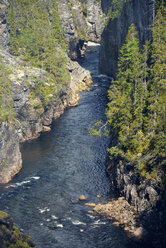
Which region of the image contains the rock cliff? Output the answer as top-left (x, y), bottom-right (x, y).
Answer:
top-left (0, 0), bottom-right (100, 183)
top-left (99, 0), bottom-right (155, 78)
top-left (0, 48), bottom-right (92, 183)
top-left (106, 157), bottom-right (166, 247)
top-left (99, 0), bottom-right (166, 246)
top-left (58, 0), bottom-right (103, 59)
top-left (0, 123), bottom-right (22, 184)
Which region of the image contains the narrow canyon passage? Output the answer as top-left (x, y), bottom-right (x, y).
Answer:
top-left (0, 44), bottom-right (142, 248)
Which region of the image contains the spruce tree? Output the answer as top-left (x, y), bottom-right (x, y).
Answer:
top-left (147, 6), bottom-right (166, 172)
top-left (106, 9), bottom-right (166, 180)
top-left (7, 0), bottom-right (70, 107)
top-left (106, 24), bottom-right (144, 160)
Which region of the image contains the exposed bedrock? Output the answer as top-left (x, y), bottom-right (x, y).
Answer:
top-left (99, 0), bottom-right (155, 78)
top-left (99, 0), bottom-right (166, 246)
top-left (0, 0), bottom-right (96, 183)
top-left (58, 0), bottom-right (103, 59)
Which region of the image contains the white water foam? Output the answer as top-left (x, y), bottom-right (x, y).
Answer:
top-left (39, 207), bottom-right (50, 213)
top-left (5, 176), bottom-right (40, 189)
top-left (5, 180), bottom-right (30, 188)
top-left (15, 180), bottom-right (31, 186)
top-left (56, 224), bottom-right (63, 228)
top-left (87, 41), bottom-right (100, 47)
top-left (72, 220), bottom-right (86, 226)
top-left (92, 220), bottom-right (106, 225)
top-left (31, 176), bottom-right (40, 180)
top-left (51, 215), bottom-right (58, 220)
top-left (87, 214), bottom-right (95, 219)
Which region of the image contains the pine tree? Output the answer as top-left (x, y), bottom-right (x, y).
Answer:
top-left (7, 0), bottom-right (70, 107)
top-left (146, 6), bottom-right (166, 171)
top-left (106, 8), bottom-right (166, 180)
top-left (106, 24), bottom-right (145, 160)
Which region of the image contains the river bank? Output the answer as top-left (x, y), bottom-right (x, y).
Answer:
top-left (0, 0), bottom-right (103, 184)
top-left (0, 51), bottom-right (92, 184)
top-left (0, 44), bottom-right (144, 248)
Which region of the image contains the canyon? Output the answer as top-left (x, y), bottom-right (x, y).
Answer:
top-left (0, 0), bottom-right (165, 247)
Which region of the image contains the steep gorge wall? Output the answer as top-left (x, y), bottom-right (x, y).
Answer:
top-left (100, 0), bottom-right (166, 246)
top-left (0, 0), bottom-right (103, 183)
top-left (99, 0), bottom-right (155, 78)
top-left (106, 159), bottom-right (166, 247)
top-left (100, 0), bottom-right (158, 211)
top-left (58, 0), bottom-right (103, 59)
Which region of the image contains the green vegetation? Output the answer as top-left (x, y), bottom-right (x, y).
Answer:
top-left (7, 0), bottom-right (70, 108)
top-left (68, 0), bottom-right (88, 39)
top-left (0, 211), bottom-right (35, 248)
top-left (103, 0), bottom-right (165, 28)
top-left (103, 0), bottom-right (125, 27)
top-left (106, 6), bottom-right (166, 181)
top-left (0, 59), bottom-right (15, 123)
top-left (89, 120), bottom-right (109, 136)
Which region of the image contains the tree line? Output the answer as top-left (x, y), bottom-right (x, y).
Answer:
top-left (6, 0), bottom-right (70, 108)
top-left (106, 6), bottom-right (166, 182)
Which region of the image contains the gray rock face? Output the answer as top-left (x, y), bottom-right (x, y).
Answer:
top-left (58, 0), bottom-right (103, 59)
top-left (107, 160), bottom-right (161, 213)
top-left (86, 0), bottom-right (104, 42)
top-left (0, 123), bottom-right (22, 183)
top-left (99, 0), bottom-right (155, 78)
top-left (57, 0), bottom-right (84, 59)
top-left (106, 158), bottom-right (166, 246)
top-left (0, 0), bottom-right (94, 183)
top-left (101, 1), bottom-right (166, 245)
top-left (0, 2), bottom-right (9, 47)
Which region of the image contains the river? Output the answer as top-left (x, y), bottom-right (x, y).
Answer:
top-left (0, 43), bottom-right (142, 248)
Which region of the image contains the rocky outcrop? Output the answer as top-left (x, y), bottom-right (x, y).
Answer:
top-left (0, 211), bottom-right (35, 248)
top-left (0, 49), bottom-right (92, 183)
top-left (99, 0), bottom-right (155, 78)
top-left (99, 1), bottom-right (166, 245)
top-left (106, 158), bottom-right (166, 247)
top-left (106, 160), bottom-right (161, 213)
top-left (58, 0), bottom-right (103, 59)
top-left (86, 0), bottom-right (104, 43)
top-left (0, 0), bottom-right (97, 183)
top-left (0, 123), bottom-right (22, 184)
top-left (93, 197), bottom-right (144, 240)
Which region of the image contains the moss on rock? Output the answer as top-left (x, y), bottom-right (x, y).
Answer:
top-left (0, 211), bottom-right (35, 248)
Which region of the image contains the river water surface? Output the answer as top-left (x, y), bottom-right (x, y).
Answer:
top-left (0, 44), bottom-right (141, 248)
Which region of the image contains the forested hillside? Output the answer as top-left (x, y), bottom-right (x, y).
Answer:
top-left (0, 59), bottom-right (15, 123)
top-left (7, 0), bottom-right (69, 105)
top-left (106, 5), bottom-right (166, 183)
top-left (0, 0), bottom-right (70, 123)
top-left (0, 0), bottom-right (94, 183)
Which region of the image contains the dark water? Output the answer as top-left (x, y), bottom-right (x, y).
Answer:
top-left (0, 44), bottom-right (141, 248)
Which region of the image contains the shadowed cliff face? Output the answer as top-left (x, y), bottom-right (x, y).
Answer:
top-left (0, 123), bottom-right (22, 184)
top-left (99, 1), bottom-right (166, 246)
top-left (99, 0), bottom-right (155, 78)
